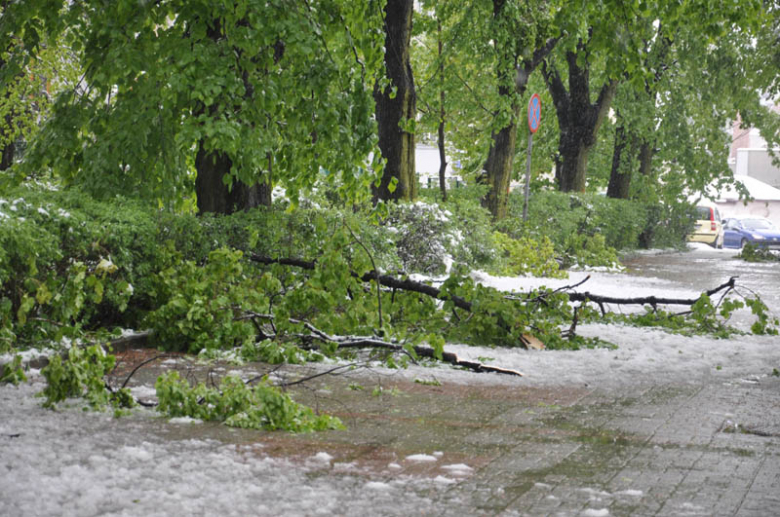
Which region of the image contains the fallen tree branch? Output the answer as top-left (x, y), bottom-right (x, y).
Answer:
top-left (249, 253), bottom-right (474, 312)
top-left (251, 254), bottom-right (739, 314)
top-left (567, 276), bottom-right (738, 308)
top-left (294, 328), bottom-right (524, 377)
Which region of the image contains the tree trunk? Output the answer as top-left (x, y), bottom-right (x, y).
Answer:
top-left (638, 140), bottom-right (654, 177)
top-left (607, 125), bottom-right (631, 199)
top-left (195, 143), bottom-right (270, 214)
top-left (480, 4), bottom-right (558, 219)
top-left (481, 106), bottom-right (520, 220)
top-left (437, 19), bottom-right (447, 202)
top-left (0, 139), bottom-right (13, 170)
top-left (544, 47), bottom-right (618, 193)
top-left (193, 18), bottom-right (272, 215)
top-left (373, 0), bottom-right (416, 204)
top-left (0, 49), bottom-right (15, 171)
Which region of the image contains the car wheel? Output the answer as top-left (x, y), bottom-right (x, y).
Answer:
top-left (717, 236), bottom-right (723, 249)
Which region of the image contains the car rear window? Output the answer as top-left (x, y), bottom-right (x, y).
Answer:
top-left (695, 206), bottom-right (712, 220)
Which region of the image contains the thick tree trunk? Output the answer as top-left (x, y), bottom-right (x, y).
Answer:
top-left (373, 0), bottom-right (416, 204)
top-left (544, 48), bottom-right (617, 193)
top-left (607, 125), bottom-right (631, 199)
top-left (195, 143), bottom-right (270, 214)
top-left (481, 106), bottom-right (520, 220)
top-left (480, 6), bottom-right (558, 219)
top-left (557, 130), bottom-right (593, 192)
top-left (193, 18), bottom-right (273, 215)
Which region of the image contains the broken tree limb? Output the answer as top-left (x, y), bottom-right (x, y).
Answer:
top-left (311, 336), bottom-right (524, 377)
top-left (250, 254), bottom-right (738, 312)
top-left (235, 311), bottom-right (524, 376)
top-left (248, 254), bottom-right (743, 345)
top-left (566, 276), bottom-right (737, 308)
top-left (248, 253), bottom-right (474, 312)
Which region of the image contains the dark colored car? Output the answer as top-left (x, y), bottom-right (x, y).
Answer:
top-left (722, 217), bottom-right (780, 249)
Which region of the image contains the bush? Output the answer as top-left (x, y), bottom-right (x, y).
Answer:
top-left (512, 191), bottom-right (647, 251)
top-left (490, 232), bottom-right (565, 278)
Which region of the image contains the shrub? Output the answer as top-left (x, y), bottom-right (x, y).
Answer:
top-left (490, 232), bottom-right (566, 278)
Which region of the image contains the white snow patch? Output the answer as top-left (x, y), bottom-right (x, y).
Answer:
top-left (312, 452), bottom-right (333, 463)
top-left (582, 509), bottom-right (610, 517)
top-left (618, 489), bottom-right (643, 497)
top-left (129, 385), bottom-right (157, 399)
top-left (388, 462), bottom-right (402, 470)
top-left (433, 475), bottom-right (457, 485)
top-left (121, 445), bottom-right (154, 462)
top-left (168, 416), bottom-right (203, 424)
top-left (405, 454), bottom-right (438, 462)
top-left (365, 481), bottom-right (393, 491)
top-left (441, 463), bottom-right (473, 476)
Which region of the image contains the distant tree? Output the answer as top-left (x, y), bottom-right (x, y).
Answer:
top-left (603, 0), bottom-right (776, 202)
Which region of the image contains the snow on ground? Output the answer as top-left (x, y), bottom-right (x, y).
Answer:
top-left (0, 378), bottom-right (466, 517)
top-left (1, 245), bottom-right (779, 516)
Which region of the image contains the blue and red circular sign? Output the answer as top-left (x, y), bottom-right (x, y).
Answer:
top-left (528, 93), bottom-right (541, 134)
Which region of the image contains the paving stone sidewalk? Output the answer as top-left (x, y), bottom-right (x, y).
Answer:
top-left (122, 352), bottom-right (780, 517)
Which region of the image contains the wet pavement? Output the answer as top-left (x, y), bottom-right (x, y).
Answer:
top-left (4, 246), bottom-right (780, 516)
top-left (111, 358), bottom-right (780, 516)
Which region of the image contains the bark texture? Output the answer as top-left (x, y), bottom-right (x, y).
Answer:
top-left (437, 20), bottom-right (447, 202)
top-left (607, 124), bottom-right (631, 199)
top-left (373, 0), bottom-right (416, 203)
top-left (195, 145), bottom-right (270, 214)
top-left (480, 4), bottom-right (558, 220)
top-left (0, 139), bottom-right (13, 171)
top-left (194, 19), bottom-right (273, 215)
top-left (543, 45), bottom-right (617, 192)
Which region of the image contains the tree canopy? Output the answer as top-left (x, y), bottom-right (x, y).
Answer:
top-left (1, 0), bottom-right (778, 211)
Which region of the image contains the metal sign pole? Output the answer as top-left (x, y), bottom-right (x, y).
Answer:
top-left (522, 132), bottom-right (533, 222)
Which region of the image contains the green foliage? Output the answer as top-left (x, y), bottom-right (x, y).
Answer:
top-left (739, 243), bottom-right (780, 263)
top-left (238, 340), bottom-right (323, 365)
top-left (7, 0), bottom-right (386, 208)
top-left (0, 355), bottom-right (27, 385)
top-left (744, 296), bottom-right (780, 336)
top-left (144, 248), bottom-right (266, 353)
top-left (39, 344), bottom-right (135, 409)
top-left (490, 231), bottom-right (565, 278)
top-left (382, 201), bottom-right (460, 275)
top-left (414, 377), bottom-right (442, 387)
top-left (155, 371), bottom-right (343, 432)
top-left (0, 187), bottom-right (157, 349)
top-left (515, 191), bottom-right (647, 251)
top-left (602, 293), bottom-right (777, 338)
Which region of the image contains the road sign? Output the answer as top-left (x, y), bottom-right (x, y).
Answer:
top-left (523, 93), bottom-right (541, 221)
top-left (528, 93), bottom-right (541, 134)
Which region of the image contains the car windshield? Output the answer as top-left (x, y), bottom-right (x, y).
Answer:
top-left (742, 219), bottom-right (776, 231)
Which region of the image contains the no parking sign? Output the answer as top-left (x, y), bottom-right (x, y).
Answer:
top-left (527, 93), bottom-right (541, 134)
top-left (523, 93), bottom-right (541, 221)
